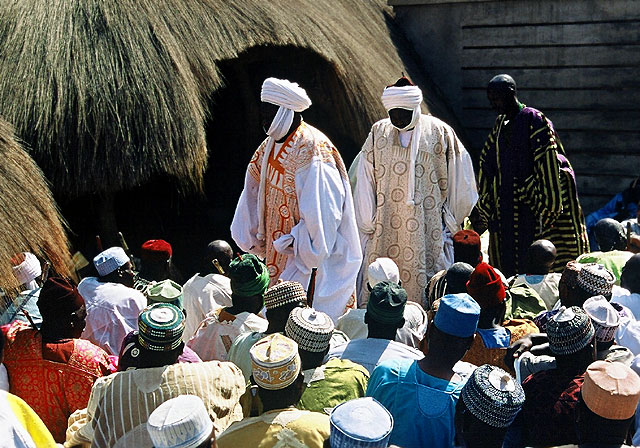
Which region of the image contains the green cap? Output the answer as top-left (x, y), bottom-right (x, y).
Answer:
top-left (147, 279), bottom-right (184, 309)
top-left (366, 281), bottom-right (407, 325)
top-left (228, 254), bottom-right (270, 297)
top-left (138, 303), bottom-right (185, 352)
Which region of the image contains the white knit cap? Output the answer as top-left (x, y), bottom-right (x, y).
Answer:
top-left (93, 247), bottom-right (130, 277)
top-left (381, 85), bottom-right (424, 205)
top-left (12, 252), bottom-right (41, 285)
top-left (367, 257), bottom-right (400, 288)
top-left (147, 395), bottom-right (213, 448)
top-left (583, 295), bottom-right (620, 343)
top-left (256, 77), bottom-right (312, 240)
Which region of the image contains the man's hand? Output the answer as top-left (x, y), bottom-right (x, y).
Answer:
top-left (504, 333), bottom-right (549, 370)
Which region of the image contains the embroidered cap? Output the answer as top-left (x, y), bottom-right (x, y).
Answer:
top-left (434, 293), bottom-right (480, 338)
top-left (250, 333), bottom-right (301, 390)
top-left (461, 364), bottom-right (525, 428)
top-left (263, 281), bottom-right (307, 310)
top-left (147, 279), bottom-right (184, 309)
top-left (138, 303), bottom-right (185, 352)
top-left (367, 258), bottom-right (400, 288)
top-left (547, 306), bottom-right (595, 355)
top-left (11, 252), bottom-right (41, 285)
top-left (329, 397), bottom-right (393, 448)
top-left (561, 261), bottom-right (583, 289)
top-left (147, 395), bottom-right (213, 448)
top-left (582, 360), bottom-right (640, 420)
top-left (583, 295), bottom-right (620, 343)
top-left (577, 263), bottom-right (615, 298)
top-left (285, 307), bottom-right (334, 352)
top-left (93, 247), bottom-right (130, 277)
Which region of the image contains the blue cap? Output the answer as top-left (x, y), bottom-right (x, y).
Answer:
top-left (434, 293), bottom-right (480, 338)
top-left (330, 397), bottom-right (393, 448)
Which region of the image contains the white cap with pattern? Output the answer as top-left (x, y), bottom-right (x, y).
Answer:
top-left (147, 395), bottom-right (213, 448)
top-left (93, 247), bottom-right (130, 277)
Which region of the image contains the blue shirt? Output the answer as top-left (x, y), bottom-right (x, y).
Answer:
top-left (366, 358), bottom-right (465, 448)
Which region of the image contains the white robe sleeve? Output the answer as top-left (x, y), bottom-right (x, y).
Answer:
top-left (275, 157), bottom-right (346, 274)
top-left (230, 159), bottom-right (265, 258)
top-left (442, 127), bottom-right (478, 234)
top-left (352, 131), bottom-right (377, 235)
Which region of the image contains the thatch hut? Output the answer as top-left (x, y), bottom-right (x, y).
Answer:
top-left (0, 0), bottom-right (455, 272)
top-left (0, 119), bottom-right (72, 296)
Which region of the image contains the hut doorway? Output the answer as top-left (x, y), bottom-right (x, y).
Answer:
top-left (202, 44), bottom-right (363, 245)
top-left (59, 45), bottom-right (364, 279)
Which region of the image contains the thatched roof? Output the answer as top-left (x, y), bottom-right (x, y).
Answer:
top-left (0, 0), bottom-right (451, 196)
top-left (0, 119), bottom-right (72, 293)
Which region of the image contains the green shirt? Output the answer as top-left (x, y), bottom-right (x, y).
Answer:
top-left (298, 358), bottom-right (369, 413)
top-left (576, 250), bottom-right (632, 285)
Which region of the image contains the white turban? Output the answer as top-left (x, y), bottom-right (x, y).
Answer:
top-left (12, 252), bottom-right (41, 288)
top-left (381, 85), bottom-right (424, 205)
top-left (256, 78), bottom-right (312, 241)
top-left (368, 257), bottom-right (400, 287)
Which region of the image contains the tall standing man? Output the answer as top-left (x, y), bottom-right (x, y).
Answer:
top-left (231, 78), bottom-right (361, 322)
top-left (474, 74), bottom-right (588, 278)
top-left (352, 77), bottom-right (477, 305)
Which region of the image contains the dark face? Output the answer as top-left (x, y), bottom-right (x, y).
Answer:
top-left (260, 102), bottom-right (279, 134)
top-left (117, 262), bottom-right (135, 288)
top-left (487, 88), bottom-right (513, 115)
top-left (388, 108), bottom-right (414, 129)
top-left (70, 304), bottom-right (87, 337)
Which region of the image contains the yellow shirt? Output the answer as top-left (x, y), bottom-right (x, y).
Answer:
top-left (217, 408), bottom-right (330, 448)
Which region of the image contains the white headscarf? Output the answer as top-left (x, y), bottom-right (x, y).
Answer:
top-left (256, 78), bottom-right (312, 240)
top-left (381, 85), bottom-right (424, 205)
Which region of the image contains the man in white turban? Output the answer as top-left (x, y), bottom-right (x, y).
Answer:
top-left (231, 78), bottom-right (361, 322)
top-left (351, 77), bottom-right (478, 306)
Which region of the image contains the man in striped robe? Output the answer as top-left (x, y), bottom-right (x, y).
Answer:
top-left (474, 74), bottom-right (589, 278)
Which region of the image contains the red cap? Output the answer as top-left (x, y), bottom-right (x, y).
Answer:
top-left (37, 277), bottom-right (85, 320)
top-left (453, 230), bottom-right (482, 264)
top-left (466, 262), bottom-right (506, 309)
top-left (141, 239), bottom-right (173, 262)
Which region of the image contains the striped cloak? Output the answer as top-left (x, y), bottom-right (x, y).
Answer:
top-left (476, 106), bottom-right (588, 277)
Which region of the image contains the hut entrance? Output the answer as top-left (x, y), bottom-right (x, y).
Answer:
top-left (59, 46), bottom-right (362, 279)
top-left (202, 45), bottom-right (362, 246)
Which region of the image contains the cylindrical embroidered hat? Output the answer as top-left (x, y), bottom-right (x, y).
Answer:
top-left (138, 303), bottom-right (185, 352)
top-left (147, 395), bottom-right (213, 448)
top-left (547, 306), bottom-right (595, 355)
top-left (461, 364), bottom-right (525, 428)
top-left (250, 333), bottom-right (301, 390)
top-left (583, 295), bottom-right (620, 343)
top-left (582, 360), bottom-right (640, 420)
top-left (285, 307), bottom-right (334, 352)
top-left (263, 280), bottom-right (307, 310)
top-left (329, 397), bottom-right (393, 448)
top-left (577, 263), bottom-right (615, 298)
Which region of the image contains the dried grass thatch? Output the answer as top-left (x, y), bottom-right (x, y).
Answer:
top-left (0, 119), bottom-right (72, 295)
top-left (0, 0), bottom-right (449, 196)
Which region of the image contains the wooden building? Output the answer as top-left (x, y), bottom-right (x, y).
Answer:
top-left (389, 0), bottom-right (640, 213)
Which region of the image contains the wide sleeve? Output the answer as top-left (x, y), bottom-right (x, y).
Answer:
top-left (519, 117), bottom-right (564, 228)
top-left (285, 157), bottom-right (347, 274)
top-left (442, 126), bottom-right (478, 234)
top-left (230, 148), bottom-right (264, 257)
top-left (475, 120), bottom-right (500, 222)
top-left (352, 131), bottom-right (377, 235)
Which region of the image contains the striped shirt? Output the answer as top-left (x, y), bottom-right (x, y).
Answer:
top-left (65, 361), bottom-right (245, 447)
top-left (477, 106), bottom-right (589, 277)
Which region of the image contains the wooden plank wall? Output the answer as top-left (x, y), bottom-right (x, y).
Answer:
top-left (390, 0), bottom-right (640, 214)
